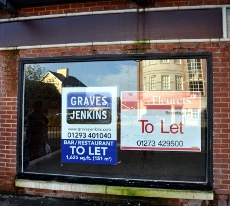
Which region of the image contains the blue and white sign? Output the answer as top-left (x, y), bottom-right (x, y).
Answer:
top-left (62, 87), bottom-right (117, 165)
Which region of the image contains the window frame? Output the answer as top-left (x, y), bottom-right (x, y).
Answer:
top-left (176, 75), bottom-right (183, 91)
top-left (150, 75), bottom-right (157, 90)
top-left (161, 59), bottom-right (170, 63)
top-left (161, 75), bottom-right (170, 90)
top-left (17, 53), bottom-right (213, 191)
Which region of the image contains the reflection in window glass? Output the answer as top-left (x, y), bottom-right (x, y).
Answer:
top-left (176, 76), bottom-right (183, 90)
top-left (174, 59), bottom-right (181, 64)
top-left (193, 109), bottom-right (199, 120)
top-left (161, 59), bottom-right (170, 63)
top-left (150, 60), bottom-right (156, 65)
top-left (161, 75), bottom-right (170, 90)
top-left (150, 75), bottom-right (156, 90)
top-left (186, 59), bottom-right (205, 95)
top-left (143, 76), bottom-right (147, 91)
top-left (21, 58), bottom-right (209, 186)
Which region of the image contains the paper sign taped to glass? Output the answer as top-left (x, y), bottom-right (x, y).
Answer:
top-left (120, 91), bottom-right (201, 152)
top-left (61, 87), bottom-right (117, 164)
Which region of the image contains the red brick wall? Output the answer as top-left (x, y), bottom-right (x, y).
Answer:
top-left (18, 1), bottom-right (139, 17)
top-left (0, 0), bottom-right (230, 205)
top-left (0, 10), bottom-right (11, 19)
top-left (0, 41), bottom-right (228, 205)
top-left (0, 0), bottom-right (228, 18)
top-left (0, 0), bottom-right (229, 19)
top-left (0, 50), bottom-right (19, 192)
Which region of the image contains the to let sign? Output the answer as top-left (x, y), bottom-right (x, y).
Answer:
top-left (61, 87), bottom-right (117, 164)
top-left (120, 91), bottom-right (201, 152)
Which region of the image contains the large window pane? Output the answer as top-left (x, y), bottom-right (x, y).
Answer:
top-left (21, 57), bottom-right (209, 187)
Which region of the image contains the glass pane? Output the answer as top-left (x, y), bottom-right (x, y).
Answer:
top-left (22, 58), bottom-right (207, 183)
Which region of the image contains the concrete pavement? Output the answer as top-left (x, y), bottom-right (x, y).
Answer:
top-left (0, 193), bottom-right (149, 206)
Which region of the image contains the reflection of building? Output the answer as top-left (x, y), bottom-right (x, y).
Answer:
top-left (139, 59), bottom-right (207, 126)
top-left (184, 59), bottom-right (207, 96)
top-left (41, 68), bottom-right (86, 93)
top-left (139, 59), bottom-right (183, 91)
top-left (139, 59), bottom-right (206, 96)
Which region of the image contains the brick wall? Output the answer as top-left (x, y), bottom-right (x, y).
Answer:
top-left (19, 0), bottom-right (230, 17)
top-left (0, 0), bottom-right (228, 19)
top-left (1, 41), bottom-right (229, 205)
top-left (0, 0), bottom-right (230, 205)
top-left (0, 50), bottom-right (19, 192)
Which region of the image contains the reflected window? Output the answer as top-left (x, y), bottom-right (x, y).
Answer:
top-left (189, 80), bottom-right (204, 95)
top-left (150, 75), bottom-right (156, 90)
top-left (176, 75), bottom-right (183, 90)
top-left (187, 59), bottom-right (204, 95)
top-left (150, 60), bottom-right (156, 65)
top-left (193, 109), bottom-right (199, 119)
top-left (161, 75), bottom-right (170, 90)
top-left (161, 59), bottom-right (169, 63)
top-left (143, 76), bottom-right (147, 91)
top-left (174, 59), bottom-right (181, 64)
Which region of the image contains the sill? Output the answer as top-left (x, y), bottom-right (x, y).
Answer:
top-left (15, 179), bottom-right (213, 200)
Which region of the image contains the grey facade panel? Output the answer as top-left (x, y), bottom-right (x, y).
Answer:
top-left (0, 8), bottom-right (222, 47)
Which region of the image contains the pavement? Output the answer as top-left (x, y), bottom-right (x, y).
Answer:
top-left (0, 193), bottom-right (150, 206)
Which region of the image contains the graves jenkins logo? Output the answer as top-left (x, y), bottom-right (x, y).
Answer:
top-left (66, 92), bottom-right (112, 124)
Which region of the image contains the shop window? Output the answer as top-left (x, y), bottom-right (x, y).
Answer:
top-left (17, 54), bottom-right (213, 190)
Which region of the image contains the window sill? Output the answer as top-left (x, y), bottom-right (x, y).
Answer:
top-left (15, 179), bottom-right (213, 200)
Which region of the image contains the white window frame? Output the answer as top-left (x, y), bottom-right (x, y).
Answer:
top-left (143, 76), bottom-right (147, 91)
top-left (176, 75), bottom-right (183, 90)
top-left (161, 75), bottom-right (170, 90)
top-left (161, 59), bottom-right (170, 63)
top-left (150, 60), bottom-right (157, 65)
top-left (174, 59), bottom-right (181, 64)
top-left (150, 75), bottom-right (156, 90)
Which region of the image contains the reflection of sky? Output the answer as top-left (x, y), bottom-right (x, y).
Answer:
top-left (33, 61), bottom-right (137, 92)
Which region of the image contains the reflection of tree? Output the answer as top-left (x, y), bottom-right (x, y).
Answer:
top-left (24, 65), bottom-right (61, 126)
top-left (25, 65), bottom-right (46, 81)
